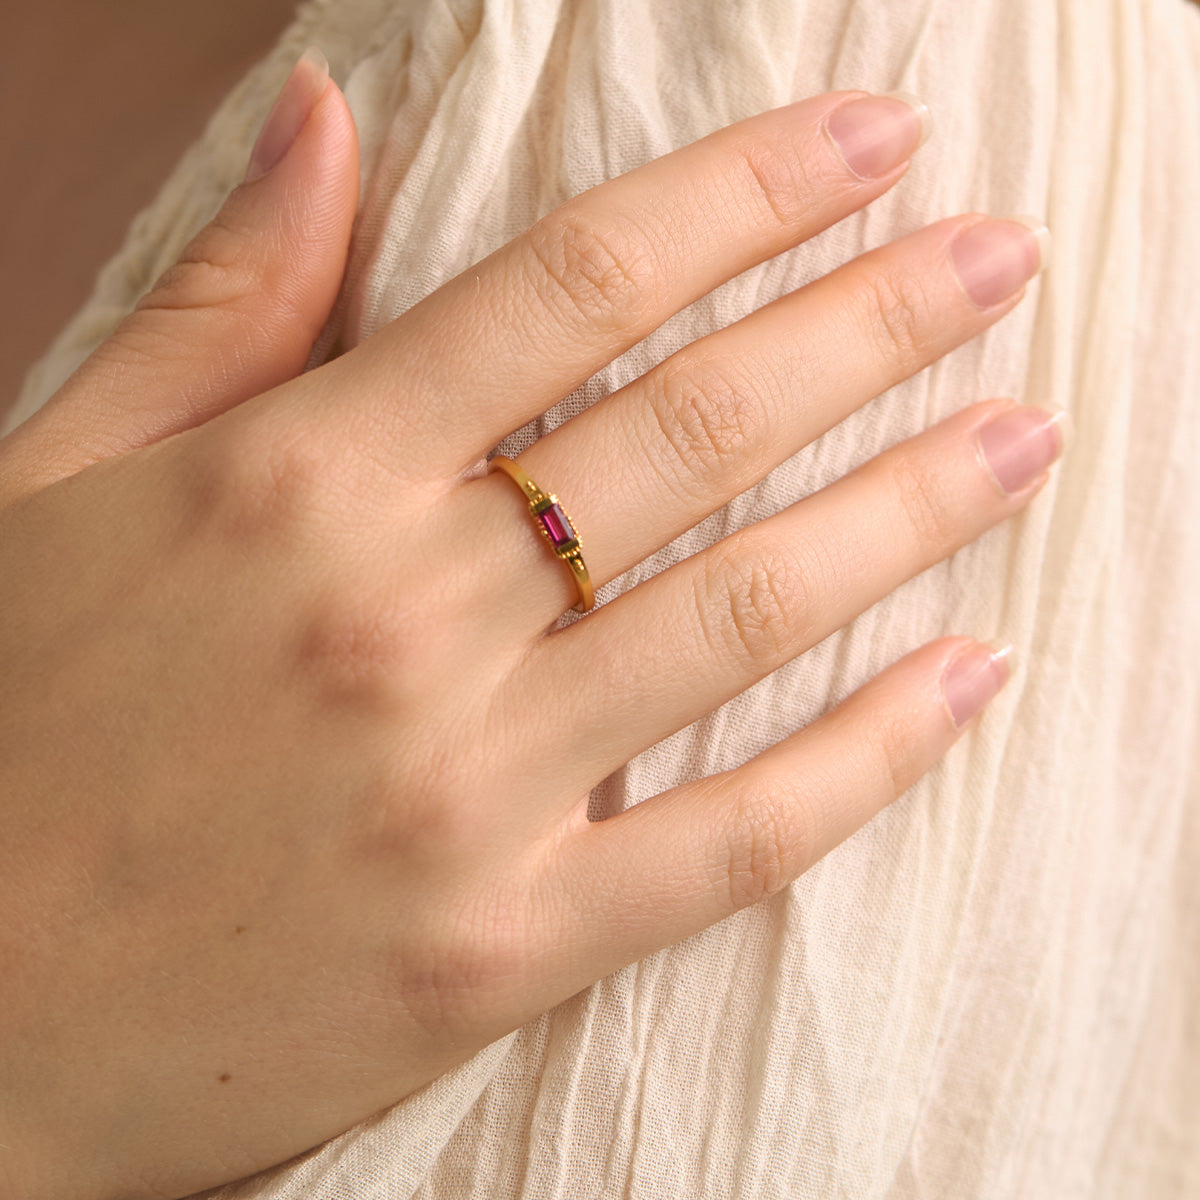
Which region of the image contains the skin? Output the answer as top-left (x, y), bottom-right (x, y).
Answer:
top-left (0, 64), bottom-right (1060, 1200)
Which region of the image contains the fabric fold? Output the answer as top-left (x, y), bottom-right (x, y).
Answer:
top-left (10, 1), bottom-right (1199, 1196)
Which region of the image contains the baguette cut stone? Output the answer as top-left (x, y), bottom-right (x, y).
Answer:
top-left (538, 501), bottom-right (576, 550)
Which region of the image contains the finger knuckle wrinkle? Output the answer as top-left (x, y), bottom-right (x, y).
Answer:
top-left (889, 454), bottom-right (958, 552)
top-left (137, 218), bottom-right (259, 314)
top-left (865, 269), bottom-right (934, 367)
top-left (734, 133), bottom-right (814, 230)
top-left (723, 784), bottom-right (795, 910)
top-left (700, 547), bottom-right (804, 672)
top-left (875, 705), bottom-right (925, 800)
top-left (526, 211), bottom-right (658, 332)
top-left (649, 357), bottom-right (760, 493)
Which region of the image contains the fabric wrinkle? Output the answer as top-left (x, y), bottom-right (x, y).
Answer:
top-left (10, 1), bottom-right (1199, 1197)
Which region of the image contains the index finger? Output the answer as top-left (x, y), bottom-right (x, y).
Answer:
top-left (311, 90), bottom-right (929, 481)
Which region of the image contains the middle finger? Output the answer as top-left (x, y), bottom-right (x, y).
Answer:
top-left (301, 91), bottom-right (930, 478)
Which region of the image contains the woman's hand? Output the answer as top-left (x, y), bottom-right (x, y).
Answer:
top-left (0, 52), bottom-right (1065, 1200)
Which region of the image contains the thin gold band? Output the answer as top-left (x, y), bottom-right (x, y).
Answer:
top-left (488, 455), bottom-right (595, 612)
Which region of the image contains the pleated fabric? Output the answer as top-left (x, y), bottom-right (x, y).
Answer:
top-left (9, 1), bottom-right (1199, 1196)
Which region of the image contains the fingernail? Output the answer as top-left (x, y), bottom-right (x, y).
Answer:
top-left (825, 92), bottom-right (932, 179)
top-left (977, 404), bottom-right (1073, 495)
top-left (943, 641), bottom-right (1014, 730)
top-left (950, 216), bottom-right (1051, 309)
top-left (244, 46), bottom-right (330, 184)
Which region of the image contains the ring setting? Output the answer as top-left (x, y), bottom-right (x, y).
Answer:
top-left (489, 455), bottom-right (595, 612)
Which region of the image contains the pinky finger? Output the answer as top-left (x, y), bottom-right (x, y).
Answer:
top-left (545, 635), bottom-right (1013, 983)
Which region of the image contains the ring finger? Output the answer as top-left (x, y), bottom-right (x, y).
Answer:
top-left (500, 395), bottom-right (1069, 800)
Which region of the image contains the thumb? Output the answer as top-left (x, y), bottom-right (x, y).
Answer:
top-left (1, 46), bottom-right (358, 496)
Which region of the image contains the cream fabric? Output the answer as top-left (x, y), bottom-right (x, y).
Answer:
top-left (9, 0), bottom-right (1200, 1196)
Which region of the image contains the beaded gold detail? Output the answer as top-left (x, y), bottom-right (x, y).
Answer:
top-left (489, 455), bottom-right (594, 612)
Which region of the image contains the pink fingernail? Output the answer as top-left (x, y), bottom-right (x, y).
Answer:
top-left (943, 642), bottom-right (1015, 729)
top-left (825, 92), bottom-right (932, 179)
top-left (949, 216), bottom-right (1051, 309)
top-left (977, 404), bottom-right (1073, 495)
top-left (244, 46), bottom-right (330, 184)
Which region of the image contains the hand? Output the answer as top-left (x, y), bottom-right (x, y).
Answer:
top-left (0, 56), bottom-right (1065, 1200)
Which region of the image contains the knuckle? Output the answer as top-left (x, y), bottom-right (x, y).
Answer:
top-left (382, 881), bottom-right (534, 1039)
top-left (292, 592), bottom-right (430, 714)
top-left (731, 130), bottom-right (816, 229)
top-left (342, 742), bottom-right (479, 888)
top-left (862, 267), bottom-right (936, 369)
top-left (646, 354), bottom-right (765, 497)
top-left (190, 418), bottom-right (332, 546)
top-left (887, 451), bottom-right (959, 553)
top-left (135, 214), bottom-right (259, 315)
top-left (696, 544), bottom-right (807, 673)
top-left (873, 700), bottom-right (927, 800)
top-left (524, 208), bottom-right (660, 333)
top-left (721, 779), bottom-right (802, 910)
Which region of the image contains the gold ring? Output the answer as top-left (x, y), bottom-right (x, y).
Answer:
top-left (488, 455), bottom-right (595, 612)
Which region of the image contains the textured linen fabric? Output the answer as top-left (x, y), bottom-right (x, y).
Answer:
top-left (8, 0), bottom-right (1200, 1196)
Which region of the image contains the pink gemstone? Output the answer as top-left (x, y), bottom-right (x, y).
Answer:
top-left (538, 502), bottom-right (575, 550)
